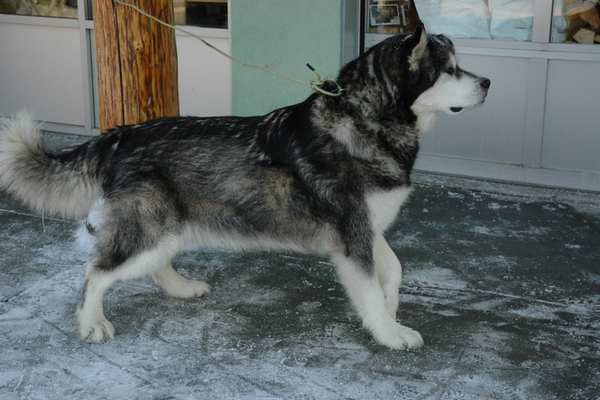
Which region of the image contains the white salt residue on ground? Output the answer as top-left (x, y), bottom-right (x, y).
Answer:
top-left (564, 243), bottom-right (582, 249)
top-left (405, 264), bottom-right (468, 290)
top-left (296, 301), bottom-right (322, 313)
top-left (488, 202), bottom-right (502, 210)
top-left (432, 309), bottom-right (462, 317)
top-left (471, 225), bottom-right (551, 239)
top-left (443, 372), bottom-right (544, 400)
top-left (35, 239), bottom-right (88, 267)
top-left (487, 201), bottom-right (522, 211)
top-left (236, 286), bottom-right (287, 307)
top-left (510, 304), bottom-right (560, 321)
top-left (464, 254), bottom-right (515, 270)
top-left (468, 296), bottom-right (511, 312)
top-left (470, 225), bottom-right (505, 237)
top-left (2, 165), bottom-right (600, 400)
top-left (467, 328), bottom-right (514, 366)
top-left (218, 272), bottom-right (288, 307)
top-left (415, 171), bottom-right (600, 216)
top-left (0, 306), bottom-right (31, 321)
top-left (393, 232), bottom-right (422, 248)
top-left (447, 191), bottom-right (465, 200)
top-left (516, 226), bottom-right (551, 237)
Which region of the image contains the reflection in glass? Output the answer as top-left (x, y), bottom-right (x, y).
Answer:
top-left (413, 0), bottom-right (535, 41)
top-left (174, 0), bottom-right (227, 29)
top-left (0, 0), bottom-right (77, 18)
top-left (552, 0), bottom-right (600, 44)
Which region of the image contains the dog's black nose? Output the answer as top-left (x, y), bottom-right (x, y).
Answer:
top-left (480, 78), bottom-right (491, 89)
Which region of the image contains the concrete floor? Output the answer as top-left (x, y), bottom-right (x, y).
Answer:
top-left (0, 135), bottom-right (599, 400)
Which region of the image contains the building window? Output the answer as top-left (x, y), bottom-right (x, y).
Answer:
top-left (174, 0), bottom-right (228, 29)
top-left (364, 1), bottom-right (600, 45)
top-left (0, 0), bottom-right (78, 18)
top-left (365, 0), bottom-right (538, 42)
top-left (413, 0), bottom-right (535, 41)
top-left (552, 0), bottom-right (600, 44)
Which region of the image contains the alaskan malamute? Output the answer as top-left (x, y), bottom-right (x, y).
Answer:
top-left (0, 27), bottom-right (490, 349)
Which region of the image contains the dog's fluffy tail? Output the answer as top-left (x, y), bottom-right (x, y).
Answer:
top-left (0, 112), bottom-right (103, 218)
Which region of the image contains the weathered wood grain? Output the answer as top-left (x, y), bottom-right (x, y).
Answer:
top-left (93, 0), bottom-right (179, 133)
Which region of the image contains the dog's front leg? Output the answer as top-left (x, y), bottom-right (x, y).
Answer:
top-left (291, 155), bottom-right (422, 349)
top-left (332, 216), bottom-right (423, 350)
top-left (334, 253), bottom-right (423, 350)
top-left (374, 235), bottom-right (403, 318)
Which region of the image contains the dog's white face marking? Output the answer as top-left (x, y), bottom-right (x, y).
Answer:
top-left (412, 70), bottom-right (487, 116)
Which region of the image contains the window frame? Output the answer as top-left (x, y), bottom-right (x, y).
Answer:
top-left (359, 0), bottom-right (600, 55)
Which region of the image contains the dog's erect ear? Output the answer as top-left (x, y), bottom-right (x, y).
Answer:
top-left (408, 25), bottom-right (428, 72)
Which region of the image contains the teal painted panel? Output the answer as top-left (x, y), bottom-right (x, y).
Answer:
top-left (231, 0), bottom-right (343, 116)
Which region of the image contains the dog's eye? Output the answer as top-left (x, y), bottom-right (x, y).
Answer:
top-left (445, 67), bottom-right (455, 75)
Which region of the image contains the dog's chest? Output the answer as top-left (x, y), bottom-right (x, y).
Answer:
top-left (367, 186), bottom-right (413, 233)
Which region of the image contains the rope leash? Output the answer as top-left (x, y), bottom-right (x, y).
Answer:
top-left (112, 0), bottom-right (344, 97)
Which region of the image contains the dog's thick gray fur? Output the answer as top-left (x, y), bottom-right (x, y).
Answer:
top-left (0, 27), bottom-right (489, 349)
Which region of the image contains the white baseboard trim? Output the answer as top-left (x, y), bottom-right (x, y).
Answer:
top-left (416, 154), bottom-right (600, 193)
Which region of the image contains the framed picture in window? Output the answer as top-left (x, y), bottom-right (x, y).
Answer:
top-left (367, 0), bottom-right (419, 34)
top-left (369, 3), bottom-right (402, 26)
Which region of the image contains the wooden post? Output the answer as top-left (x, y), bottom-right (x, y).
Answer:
top-left (93, 0), bottom-right (179, 133)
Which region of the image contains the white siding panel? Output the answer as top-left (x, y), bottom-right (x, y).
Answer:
top-left (176, 32), bottom-right (231, 117)
top-left (543, 60), bottom-right (600, 173)
top-left (0, 23), bottom-right (84, 125)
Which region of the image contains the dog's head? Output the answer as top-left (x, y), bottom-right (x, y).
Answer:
top-left (405, 26), bottom-right (490, 115)
top-left (339, 26), bottom-right (490, 120)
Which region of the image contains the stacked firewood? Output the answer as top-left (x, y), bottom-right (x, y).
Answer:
top-left (565, 0), bottom-right (600, 43)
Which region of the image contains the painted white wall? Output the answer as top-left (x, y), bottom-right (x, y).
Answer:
top-left (0, 21), bottom-right (85, 126)
top-left (176, 28), bottom-right (232, 117)
top-left (543, 59), bottom-right (600, 173)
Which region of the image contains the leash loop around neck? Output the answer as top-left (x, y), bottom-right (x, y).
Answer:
top-left (306, 63), bottom-right (344, 97)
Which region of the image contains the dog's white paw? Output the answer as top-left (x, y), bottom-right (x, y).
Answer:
top-left (78, 316), bottom-right (115, 343)
top-left (371, 321), bottom-right (424, 350)
top-left (164, 279), bottom-right (211, 299)
top-left (152, 266), bottom-right (211, 299)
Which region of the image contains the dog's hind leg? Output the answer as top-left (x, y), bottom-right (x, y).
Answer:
top-left (374, 235), bottom-right (403, 318)
top-left (77, 261), bottom-right (116, 343)
top-left (152, 264), bottom-right (210, 299)
top-left (77, 236), bottom-right (179, 343)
